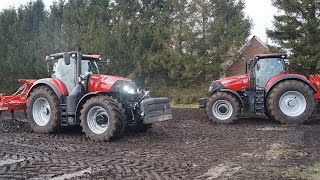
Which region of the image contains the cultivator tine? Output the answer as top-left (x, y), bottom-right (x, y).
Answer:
top-left (0, 111), bottom-right (8, 132)
top-left (11, 110), bottom-right (19, 128)
top-left (0, 111), bottom-right (3, 128)
top-left (24, 110), bottom-right (27, 119)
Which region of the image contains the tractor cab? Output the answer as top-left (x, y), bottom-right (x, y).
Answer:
top-left (46, 52), bottom-right (100, 93)
top-left (247, 53), bottom-right (288, 90)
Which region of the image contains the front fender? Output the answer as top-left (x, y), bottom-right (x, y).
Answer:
top-left (75, 91), bottom-right (116, 123)
top-left (220, 89), bottom-right (244, 107)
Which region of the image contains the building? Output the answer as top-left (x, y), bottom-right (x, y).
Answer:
top-left (221, 36), bottom-right (269, 77)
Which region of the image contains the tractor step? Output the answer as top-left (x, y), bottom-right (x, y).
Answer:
top-left (255, 90), bottom-right (265, 114)
top-left (60, 104), bottom-right (68, 126)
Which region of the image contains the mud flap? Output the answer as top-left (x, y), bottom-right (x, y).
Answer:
top-left (140, 97), bottom-right (172, 124)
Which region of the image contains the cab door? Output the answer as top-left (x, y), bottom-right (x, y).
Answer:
top-left (254, 57), bottom-right (285, 90)
top-left (52, 57), bottom-right (76, 94)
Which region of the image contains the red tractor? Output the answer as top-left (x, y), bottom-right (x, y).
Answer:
top-left (0, 51), bottom-right (172, 141)
top-left (199, 53), bottom-right (320, 124)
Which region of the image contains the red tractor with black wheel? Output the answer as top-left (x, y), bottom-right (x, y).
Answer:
top-left (22, 51), bottom-right (172, 141)
top-left (199, 53), bottom-right (320, 124)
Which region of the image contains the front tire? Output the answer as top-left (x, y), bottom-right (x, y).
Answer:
top-left (266, 80), bottom-right (316, 124)
top-left (80, 96), bottom-right (122, 141)
top-left (27, 86), bottom-right (61, 133)
top-left (206, 92), bottom-right (240, 124)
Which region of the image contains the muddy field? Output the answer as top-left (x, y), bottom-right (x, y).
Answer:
top-left (1, 108), bottom-right (320, 179)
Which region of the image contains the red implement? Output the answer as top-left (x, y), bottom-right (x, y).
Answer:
top-left (0, 79), bottom-right (36, 111)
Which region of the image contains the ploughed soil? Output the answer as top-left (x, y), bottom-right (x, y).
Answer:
top-left (1, 108), bottom-right (320, 179)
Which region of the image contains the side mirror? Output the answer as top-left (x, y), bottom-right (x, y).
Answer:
top-left (63, 52), bottom-right (70, 65)
top-left (45, 55), bottom-right (50, 61)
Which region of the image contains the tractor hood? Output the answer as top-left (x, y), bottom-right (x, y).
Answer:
top-left (209, 74), bottom-right (250, 95)
top-left (87, 74), bottom-right (133, 93)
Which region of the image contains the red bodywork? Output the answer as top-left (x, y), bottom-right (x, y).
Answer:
top-left (35, 78), bottom-right (69, 96)
top-left (88, 74), bottom-right (132, 92)
top-left (308, 74), bottom-right (320, 102)
top-left (0, 73), bottom-right (130, 112)
top-left (217, 74), bottom-right (250, 91)
top-left (218, 72), bottom-right (320, 103)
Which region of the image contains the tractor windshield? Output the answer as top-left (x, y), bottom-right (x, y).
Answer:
top-left (254, 57), bottom-right (285, 89)
top-left (81, 60), bottom-right (99, 77)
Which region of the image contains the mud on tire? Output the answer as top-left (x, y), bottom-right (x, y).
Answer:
top-left (266, 80), bottom-right (316, 124)
top-left (27, 86), bottom-right (61, 133)
top-left (206, 92), bottom-right (240, 124)
top-left (80, 96), bottom-right (122, 141)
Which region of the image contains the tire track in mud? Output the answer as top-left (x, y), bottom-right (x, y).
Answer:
top-left (0, 131), bottom-right (197, 179)
top-left (1, 108), bottom-right (320, 179)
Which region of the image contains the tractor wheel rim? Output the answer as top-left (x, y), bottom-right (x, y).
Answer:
top-left (279, 91), bottom-right (306, 117)
top-left (212, 100), bottom-right (233, 120)
top-left (33, 97), bottom-right (51, 126)
top-left (87, 106), bottom-right (109, 134)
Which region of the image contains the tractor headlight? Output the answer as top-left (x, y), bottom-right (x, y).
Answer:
top-left (123, 85), bottom-right (136, 94)
top-left (111, 80), bottom-right (139, 95)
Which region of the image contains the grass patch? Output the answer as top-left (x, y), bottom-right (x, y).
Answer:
top-left (286, 164), bottom-right (320, 180)
top-left (171, 103), bottom-right (199, 108)
top-left (266, 143), bottom-right (307, 160)
top-left (152, 84), bottom-right (208, 104)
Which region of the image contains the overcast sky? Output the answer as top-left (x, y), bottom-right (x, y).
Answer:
top-left (0, 0), bottom-right (277, 43)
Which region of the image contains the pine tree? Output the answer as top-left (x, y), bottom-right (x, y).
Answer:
top-left (267, 0), bottom-right (320, 75)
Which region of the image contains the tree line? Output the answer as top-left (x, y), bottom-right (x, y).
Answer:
top-left (0, 0), bottom-right (251, 94)
top-left (0, 0), bottom-right (318, 99)
top-left (268, 0), bottom-right (320, 75)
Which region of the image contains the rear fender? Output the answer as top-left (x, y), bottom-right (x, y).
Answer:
top-left (27, 78), bottom-right (68, 101)
top-left (219, 89), bottom-right (244, 107)
top-left (265, 74), bottom-right (316, 97)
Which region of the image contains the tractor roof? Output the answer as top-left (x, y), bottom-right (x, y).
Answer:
top-left (48, 51), bottom-right (101, 60)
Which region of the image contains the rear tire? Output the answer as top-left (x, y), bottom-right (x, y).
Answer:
top-left (206, 92), bottom-right (240, 124)
top-left (266, 80), bottom-right (315, 124)
top-left (80, 96), bottom-right (122, 141)
top-left (27, 86), bottom-right (61, 133)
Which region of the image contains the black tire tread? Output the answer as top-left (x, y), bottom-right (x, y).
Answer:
top-left (27, 86), bottom-right (61, 133)
top-left (80, 95), bottom-right (122, 141)
top-left (206, 92), bottom-right (240, 124)
top-left (266, 80), bottom-right (316, 124)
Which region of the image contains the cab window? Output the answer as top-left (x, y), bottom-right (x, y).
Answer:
top-left (254, 58), bottom-right (285, 89)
